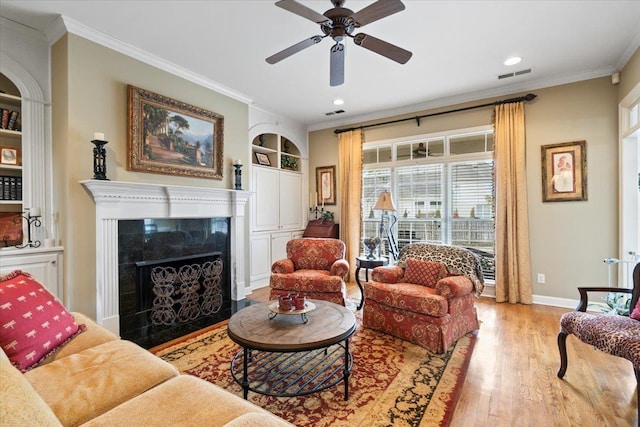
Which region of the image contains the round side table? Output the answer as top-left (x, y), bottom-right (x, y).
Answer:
top-left (355, 256), bottom-right (388, 310)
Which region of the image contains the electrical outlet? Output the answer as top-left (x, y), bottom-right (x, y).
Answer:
top-left (537, 273), bottom-right (545, 284)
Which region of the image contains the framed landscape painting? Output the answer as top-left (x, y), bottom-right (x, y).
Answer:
top-left (127, 85), bottom-right (224, 179)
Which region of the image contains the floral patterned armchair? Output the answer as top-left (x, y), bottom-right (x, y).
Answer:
top-left (363, 243), bottom-right (484, 353)
top-left (269, 238), bottom-right (349, 306)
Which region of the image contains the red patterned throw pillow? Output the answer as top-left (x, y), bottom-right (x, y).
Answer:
top-left (403, 258), bottom-right (448, 287)
top-left (631, 299), bottom-right (640, 321)
top-left (0, 270), bottom-right (85, 372)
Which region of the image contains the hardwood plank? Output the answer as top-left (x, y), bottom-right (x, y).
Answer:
top-left (248, 283), bottom-right (638, 426)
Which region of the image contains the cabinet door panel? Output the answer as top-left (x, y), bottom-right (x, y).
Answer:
top-left (278, 171), bottom-right (302, 230)
top-left (249, 234), bottom-right (272, 281)
top-left (0, 252), bottom-right (61, 298)
top-left (271, 232), bottom-right (291, 263)
top-left (252, 167), bottom-right (279, 231)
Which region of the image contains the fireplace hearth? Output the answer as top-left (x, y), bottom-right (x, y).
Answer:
top-left (119, 218), bottom-right (237, 348)
top-left (82, 180), bottom-right (251, 340)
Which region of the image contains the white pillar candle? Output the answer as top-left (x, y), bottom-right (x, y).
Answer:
top-left (94, 132), bottom-right (105, 141)
top-left (234, 159), bottom-right (242, 166)
top-left (30, 207), bottom-right (41, 217)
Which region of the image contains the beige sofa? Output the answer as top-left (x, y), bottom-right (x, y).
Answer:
top-left (0, 312), bottom-right (292, 427)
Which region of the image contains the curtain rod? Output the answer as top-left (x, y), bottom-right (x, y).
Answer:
top-left (333, 93), bottom-right (537, 135)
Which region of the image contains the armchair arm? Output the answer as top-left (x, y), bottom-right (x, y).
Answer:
top-left (271, 258), bottom-right (294, 274)
top-left (371, 265), bottom-right (404, 284)
top-left (435, 275), bottom-right (474, 298)
top-left (330, 259), bottom-right (349, 278)
top-left (575, 286), bottom-right (632, 312)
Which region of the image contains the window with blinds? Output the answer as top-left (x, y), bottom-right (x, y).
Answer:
top-left (362, 128), bottom-right (495, 282)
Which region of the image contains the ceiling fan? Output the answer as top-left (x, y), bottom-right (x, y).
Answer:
top-left (266, 0), bottom-right (412, 86)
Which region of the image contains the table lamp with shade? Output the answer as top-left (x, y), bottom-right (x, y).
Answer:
top-left (373, 191), bottom-right (399, 260)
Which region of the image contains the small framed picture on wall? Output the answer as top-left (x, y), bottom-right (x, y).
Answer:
top-left (541, 140), bottom-right (587, 202)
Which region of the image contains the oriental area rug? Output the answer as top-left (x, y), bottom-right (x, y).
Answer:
top-left (152, 313), bottom-right (476, 427)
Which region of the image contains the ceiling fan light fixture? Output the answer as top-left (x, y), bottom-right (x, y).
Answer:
top-left (504, 56), bottom-right (522, 66)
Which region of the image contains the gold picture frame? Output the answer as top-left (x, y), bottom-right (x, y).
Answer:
top-left (316, 165), bottom-right (336, 206)
top-left (541, 140), bottom-right (587, 202)
top-left (0, 147), bottom-right (19, 165)
top-left (127, 85), bottom-right (224, 179)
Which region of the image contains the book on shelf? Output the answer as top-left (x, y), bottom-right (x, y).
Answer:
top-left (0, 176), bottom-right (22, 201)
top-left (7, 111), bottom-right (19, 131)
top-left (0, 109), bottom-right (9, 129)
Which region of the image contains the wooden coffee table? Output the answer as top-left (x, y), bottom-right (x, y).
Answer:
top-left (227, 299), bottom-right (356, 400)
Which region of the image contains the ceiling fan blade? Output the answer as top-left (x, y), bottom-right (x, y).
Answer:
top-left (275, 0), bottom-right (331, 24)
top-left (330, 43), bottom-right (345, 86)
top-left (350, 0), bottom-right (405, 27)
top-left (266, 35), bottom-right (324, 64)
top-left (353, 33), bottom-right (412, 64)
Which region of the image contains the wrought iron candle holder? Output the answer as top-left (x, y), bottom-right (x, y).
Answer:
top-left (233, 163), bottom-right (243, 190)
top-left (92, 138), bottom-right (109, 180)
top-left (309, 206), bottom-right (324, 220)
top-left (16, 210), bottom-right (42, 249)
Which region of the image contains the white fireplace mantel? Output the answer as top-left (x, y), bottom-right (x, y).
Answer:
top-left (81, 179), bottom-right (251, 335)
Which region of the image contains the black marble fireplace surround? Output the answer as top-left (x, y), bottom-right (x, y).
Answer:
top-left (118, 217), bottom-right (241, 349)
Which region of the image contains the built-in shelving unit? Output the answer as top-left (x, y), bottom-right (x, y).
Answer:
top-left (0, 85), bottom-right (23, 212)
top-left (249, 132), bottom-right (306, 288)
top-left (251, 133), bottom-right (301, 172)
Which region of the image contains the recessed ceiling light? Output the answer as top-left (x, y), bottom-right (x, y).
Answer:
top-left (333, 98), bottom-right (344, 106)
top-left (504, 56), bottom-right (522, 66)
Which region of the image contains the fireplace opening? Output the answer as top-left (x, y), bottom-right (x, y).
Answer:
top-left (118, 217), bottom-right (232, 348)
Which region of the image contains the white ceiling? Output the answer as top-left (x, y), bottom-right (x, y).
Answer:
top-left (2, 0), bottom-right (640, 130)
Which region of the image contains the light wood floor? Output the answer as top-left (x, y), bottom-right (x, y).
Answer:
top-left (249, 283), bottom-right (638, 427)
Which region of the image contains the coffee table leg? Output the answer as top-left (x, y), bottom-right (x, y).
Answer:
top-left (343, 339), bottom-right (350, 400)
top-left (242, 347), bottom-right (249, 399)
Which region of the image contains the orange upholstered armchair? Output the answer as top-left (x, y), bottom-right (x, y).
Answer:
top-left (269, 238), bottom-right (349, 306)
top-left (363, 243), bottom-right (484, 353)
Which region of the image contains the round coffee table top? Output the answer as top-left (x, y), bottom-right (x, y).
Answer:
top-left (227, 299), bottom-right (356, 352)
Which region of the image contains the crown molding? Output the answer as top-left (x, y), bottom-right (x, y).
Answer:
top-left (615, 28), bottom-right (640, 71)
top-left (47, 15), bottom-right (254, 106)
top-left (307, 68), bottom-right (613, 132)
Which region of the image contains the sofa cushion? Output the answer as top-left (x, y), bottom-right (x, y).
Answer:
top-left (364, 281), bottom-right (448, 317)
top-left (631, 299), bottom-right (640, 321)
top-left (0, 348), bottom-right (62, 427)
top-left (0, 270), bottom-right (85, 372)
top-left (403, 258), bottom-right (447, 287)
top-left (270, 270), bottom-right (344, 293)
top-left (81, 375), bottom-right (293, 427)
top-left (286, 238), bottom-right (345, 270)
top-left (38, 312), bottom-right (118, 366)
top-left (25, 339), bottom-right (179, 426)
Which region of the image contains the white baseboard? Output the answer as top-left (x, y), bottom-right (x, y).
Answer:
top-left (479, 285), bottom-right (578, 309)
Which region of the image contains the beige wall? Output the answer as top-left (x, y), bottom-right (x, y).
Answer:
top-left (619, 45), bottom-right (640, 100)
top-left (52, 34), bottom-right (249, 316)
top-left (309, 77), bottom-right (621, 302)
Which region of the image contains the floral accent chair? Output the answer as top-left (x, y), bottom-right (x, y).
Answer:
top-left (269, 238), bottom-right (349, 306)
top-left (557, 262), bottom-right (640, 422)
top-left (363, 243), bottom-right (484, 353)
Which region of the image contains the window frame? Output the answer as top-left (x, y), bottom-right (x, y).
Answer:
top-left (362, 125), bottom-right (495, 282)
